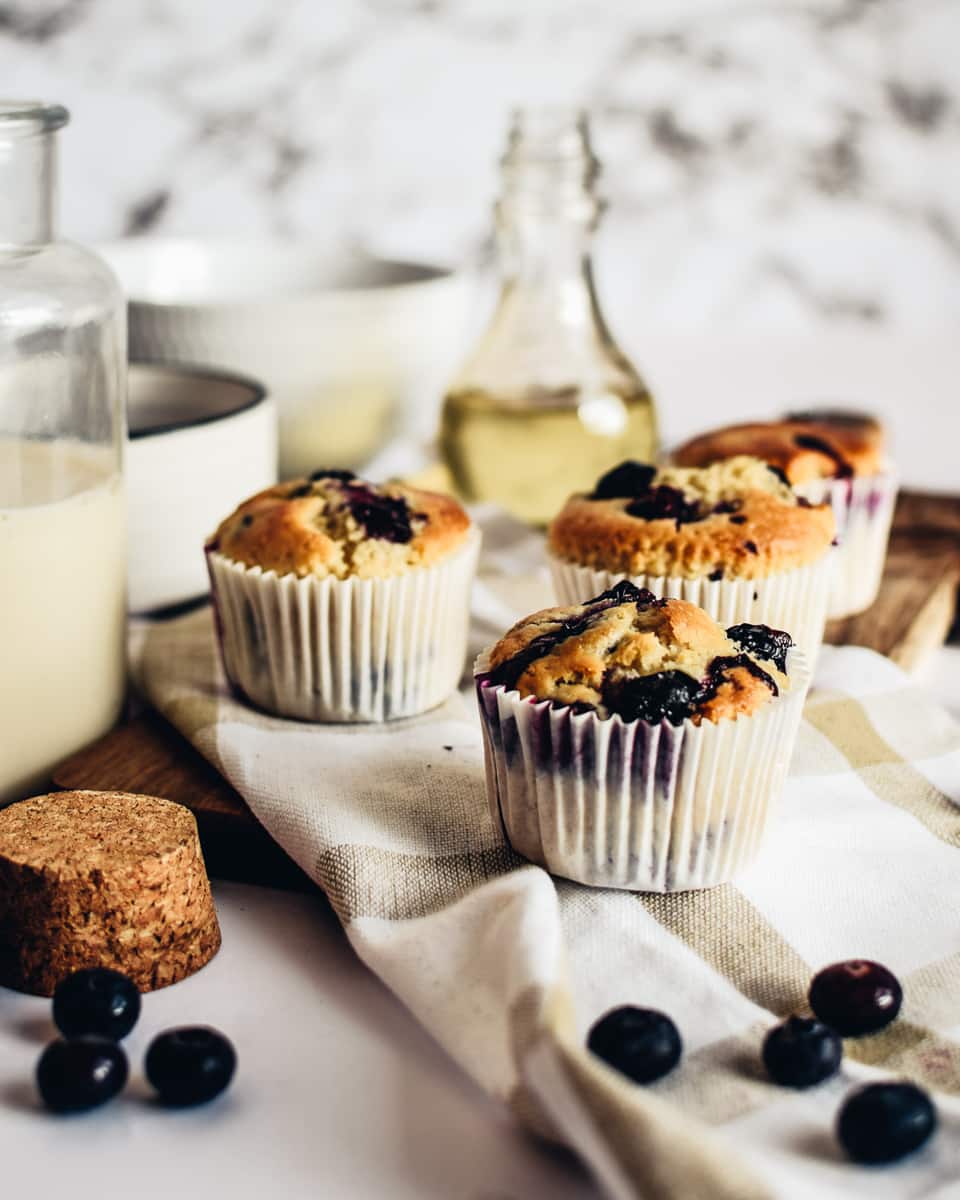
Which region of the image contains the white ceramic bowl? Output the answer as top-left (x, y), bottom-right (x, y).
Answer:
top-left (127, 362), bottom-right (277, 613)
top-left (101, 239), bottom-right (477, 477)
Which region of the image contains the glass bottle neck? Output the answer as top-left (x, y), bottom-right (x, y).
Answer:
top-left (0, 125), bottom-right (58, 248)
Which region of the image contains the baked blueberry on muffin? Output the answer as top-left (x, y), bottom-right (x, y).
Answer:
top-left (548, 456), bottom-right (835, 662)
top-left (673, 413), bottom-right (897, 617)
top-left (209, 470), bottom-right (471, 580)
top-left (475, 582), bottom-right (809, 892)
top-left (206, 471), bottom-right (480, 722)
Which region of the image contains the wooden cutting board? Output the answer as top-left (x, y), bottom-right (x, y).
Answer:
top-left (53, 489), bottom-right (960, 889)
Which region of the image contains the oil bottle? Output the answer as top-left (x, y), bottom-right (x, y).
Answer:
top-left (440, 108), bottom-right (657, 525)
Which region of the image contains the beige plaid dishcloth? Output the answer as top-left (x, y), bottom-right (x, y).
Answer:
top-left (136, 521), bottom-right (960, 1200)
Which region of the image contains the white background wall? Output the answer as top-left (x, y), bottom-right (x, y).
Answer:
top-left (2, 0), bottom-right (958, 333)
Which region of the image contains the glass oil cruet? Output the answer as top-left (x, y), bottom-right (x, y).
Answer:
top-left (439, 108), bottom-right (657, 526)
top-left (0, 101), bottom-right (127, 803)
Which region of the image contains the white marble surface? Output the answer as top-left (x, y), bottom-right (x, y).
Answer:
top-left (1, 0), bottom-right (958, 330)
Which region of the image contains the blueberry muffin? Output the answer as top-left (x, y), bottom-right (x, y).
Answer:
top-left (548, 457), bottom-right (835, 662)
top-left (208, 470), bottom-right (471, 581)
top-left (673, 412), bottom-right (897, 617)
top-left (475, 582), bottom-right (810, 892)
top-left (206, 470), bottom-right (480, 722)
top-left (673, 414), bottom-right (884, 486)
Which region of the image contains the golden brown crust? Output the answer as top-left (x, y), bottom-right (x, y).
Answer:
top-left (487, 595), bottom-right (787, 724)
top-left (548, 458), bottom-right (835, 580)
top-left (209, 475), bottom-right (472, 581)
top-left (673, 418), bottom-right (885, 483)
top-left (0, 791), bottom-right (221, 996)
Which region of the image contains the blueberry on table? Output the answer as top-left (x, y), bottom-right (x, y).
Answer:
top-left (762, 1016), bottom-right (842, 1088)
top-left (36, 1036), bottom-right (128, 1113)
top-left (52, 967), bottom-right (141, 1041)
top-left (587, 1006), bottom-right (682, 1084)
top-left (837, 1082), bottom-right (936, 1164)
top-left (809, 960), bottom-right (903, 1036)
top-left (145, 1027), bottom-right (237, 1106)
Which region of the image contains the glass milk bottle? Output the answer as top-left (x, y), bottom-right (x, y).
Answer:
top-left (440, 109), bottom-right (657, 525)
top-left (0, 102), bottom-right (126, 804)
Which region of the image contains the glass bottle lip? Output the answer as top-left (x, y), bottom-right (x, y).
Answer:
top-left (0, 101), bottom-right (69, 136)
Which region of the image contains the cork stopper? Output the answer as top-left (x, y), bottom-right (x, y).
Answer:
top-left (0, 790), bottom-right (221, 996)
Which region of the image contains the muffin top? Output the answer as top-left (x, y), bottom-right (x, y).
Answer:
top-left (482, 581), bottom-right (793, 725)
top-left (673, 412), bottom-right (885, 484)
top-left (548, 457), bottom-right (835, 581)
top-left (208, 470), bottom-right (473, 580)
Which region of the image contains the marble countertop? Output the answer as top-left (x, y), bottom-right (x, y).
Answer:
top-left (1, 0), bottom-right (957, 334)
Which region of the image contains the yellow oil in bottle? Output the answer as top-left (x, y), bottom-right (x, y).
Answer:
top-left (440, 383), bottom-right (657, 526)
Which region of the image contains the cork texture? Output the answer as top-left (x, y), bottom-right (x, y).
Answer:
top-left (0, 790), bottom-right (221, 996)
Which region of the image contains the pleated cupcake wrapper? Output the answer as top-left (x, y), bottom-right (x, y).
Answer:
top-left (474, 647), bottom-right (810, 892)
top-left (549, 552), bottom-right (833, 668)
top-left (794, 468), bottom-right (898, 619)
top-left (207, 529), bottom-right (481, 722)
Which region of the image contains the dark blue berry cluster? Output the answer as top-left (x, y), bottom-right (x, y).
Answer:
top-left (588, 959), bottom-right (935, 1167)
top-left (34, 967), bottom-right (236, 1114)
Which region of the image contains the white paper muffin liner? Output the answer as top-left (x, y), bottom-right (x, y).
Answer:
top-left (550, 552), bottom-right (833, 668)
top-left (207, 528), bottom-right (480, 722)
top-left (475, 646), bottom-right (810, 892)
top-left (794, 468), bottom-right (897, 618)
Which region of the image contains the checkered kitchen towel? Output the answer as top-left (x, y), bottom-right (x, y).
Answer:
top-left (136, 516), bottom-right (960, 1200)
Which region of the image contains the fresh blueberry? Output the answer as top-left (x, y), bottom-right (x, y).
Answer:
top-left (587, 1006), bottom-right (682, 1084)
top-left (762, 1016), bottom-right (842, 1088)
top-left (809, 960), bottom-right (902, 1036)
top-left (36, 1036), bottom-right (128, 1113)
top-left (726, 624), bottom-right (794, 673)
top-left (145, 1027), bottom-right (237, 1107)
top-left (837, 1082), bottom-right (936, 1164)
top-left (591, 461), bottom-right (657, 500)
top-left (52, 967), bottom-right (141, 1041)
top-left (603, 671), bottom-right (701, 726)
